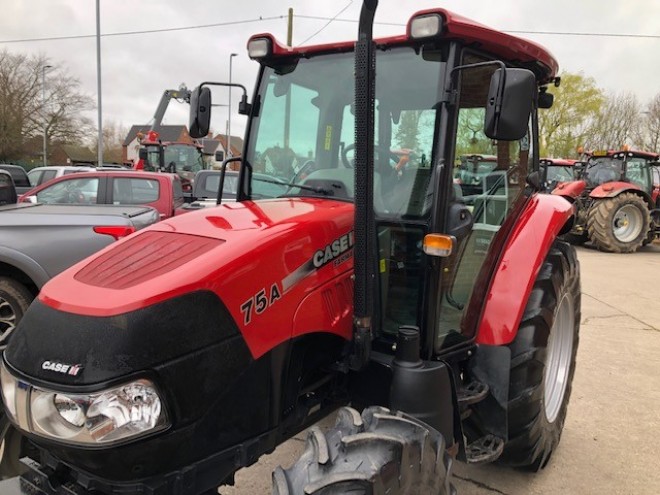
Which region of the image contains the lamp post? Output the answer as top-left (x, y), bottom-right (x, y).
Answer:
top-left (42, 65), bottom-right (52, 166)
top-left (227, 53), bottom-right (238, 159)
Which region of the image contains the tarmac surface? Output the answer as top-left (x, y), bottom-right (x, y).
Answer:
top-left (221, 242), bottom-right (660, 495)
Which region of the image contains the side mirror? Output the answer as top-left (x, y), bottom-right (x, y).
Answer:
top-left (484, 68), bottom-right (536, 141)
top-left (138, 148), bottom-right (148, 161)
top-left (538, 90), bottom-right (554, 109)
top-left (189, 86), bottom-right (212, 139)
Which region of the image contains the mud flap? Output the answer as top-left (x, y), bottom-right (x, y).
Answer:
top-left (466, 344), bottom-right (511, 440)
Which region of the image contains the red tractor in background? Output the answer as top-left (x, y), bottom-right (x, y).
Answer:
top-left (0, 2), bottom-right (581, 494)
top-left (133, 86), bottom-right (207, 195)
top-left (539, 157), bottom-right (582, 193)
top-left (553, 149), bottom-right (660, 252)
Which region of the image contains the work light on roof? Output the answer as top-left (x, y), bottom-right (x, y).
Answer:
top-left (410, 14), bottom-right (444, 39)
top-left (248, 38), bottom-right (271, 59)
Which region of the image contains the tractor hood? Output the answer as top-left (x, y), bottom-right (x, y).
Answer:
top-left (5, 198), bottom-right (356, 386)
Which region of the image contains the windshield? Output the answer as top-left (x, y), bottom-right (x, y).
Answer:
top-left (546, 165), bottom-right (575, 182)
top-left (164, 144), bottom-right (205, 173)
top-left (584, 157), bottom-right (622, 187)
top-left (245, 47), bottom-right (441, 218)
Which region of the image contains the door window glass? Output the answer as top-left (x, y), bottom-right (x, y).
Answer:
top-left (113, 178), bottom-right (159, 204)
top-left (36, 177), bottom-right (100, 204)
top-left (438, 55), bottom-right (533, 349)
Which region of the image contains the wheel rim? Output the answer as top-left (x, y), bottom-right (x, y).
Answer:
top-left (0, 297), bottom-right (17, 344)
top-left (544, 292), bottom-right (575, 423)
top-left (612, 204), bottom-right (643, 243)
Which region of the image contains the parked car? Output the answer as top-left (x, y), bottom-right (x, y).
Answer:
top-left (0, 164), bottom-right (31, 195)
top-left (26, 165), bottom-right (96, 188)
top-left (183, 170), bottom-right (289, 210)
top-left (20, 170), bottom-right (187, 219)
top-left (0, 170), bottom-right (17, 205)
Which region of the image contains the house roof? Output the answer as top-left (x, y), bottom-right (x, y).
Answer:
top-left (123, 125), bottom-right (188, 146)
top-left (199, 138), bottom-right (221, 155)
top-left (213, 134), bottom-right (243, 156)
top-left (60, 145), bottom-right (97, 163)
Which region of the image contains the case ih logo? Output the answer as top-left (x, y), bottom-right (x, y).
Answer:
top-left (312, 231), bottom-right (354, 269)
top-left (41, 361), bottom-right (83, 376)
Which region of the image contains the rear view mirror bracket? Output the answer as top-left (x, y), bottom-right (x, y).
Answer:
top-left (189, 82), bottom-right (252, 138)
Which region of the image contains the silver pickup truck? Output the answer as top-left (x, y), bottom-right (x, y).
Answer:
top-left (0, 199), bottom-right (159, 346)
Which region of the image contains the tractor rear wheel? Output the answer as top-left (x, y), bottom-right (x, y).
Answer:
top-left (0, 277), bottom-right (33, 348)
top-left (273, 406), bottom-right (455, 495)
top-left (499, 241), bottom-right (580, 470)
top-left (587, 193), bottom-right (651, 253)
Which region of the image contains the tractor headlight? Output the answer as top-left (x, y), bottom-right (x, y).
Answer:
top-left (1, 360), bottom-right (168, 446)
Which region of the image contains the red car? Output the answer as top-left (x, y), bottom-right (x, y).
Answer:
top-left (19, 170), bottom-right (187, 219)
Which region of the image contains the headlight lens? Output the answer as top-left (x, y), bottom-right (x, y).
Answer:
top-left (0, 362), bottom-right (18, 420)
top-left (1, 361), bottom-right (169, 447)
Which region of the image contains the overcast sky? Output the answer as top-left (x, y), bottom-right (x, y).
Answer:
top-left (2, 0), bottom-right (659, 141)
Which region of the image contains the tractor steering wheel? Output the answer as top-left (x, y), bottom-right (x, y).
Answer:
top-left (341, 144), bottom-right (401, 171)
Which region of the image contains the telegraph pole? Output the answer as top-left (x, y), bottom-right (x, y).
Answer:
top-left (96, 0), bottom-right (103, 166)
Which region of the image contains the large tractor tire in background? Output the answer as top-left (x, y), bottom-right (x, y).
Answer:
top-left (273, 406), bottom-right (455, 495)
top-left (499, 241), bottom-right (580, 470)
top-left (0, 277), bottom-right (33, 348)
top-left (586, 192), bottom-right (651, 253)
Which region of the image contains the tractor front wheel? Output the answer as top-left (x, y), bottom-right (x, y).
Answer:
top-left (0, 277), bottom-right (33, 347)
top-left (587, 193), bottom-right (651, 253)
top-left (500, 241), bottom-right (580, 470)
top-left (273, 406), bottom-right (455, 495)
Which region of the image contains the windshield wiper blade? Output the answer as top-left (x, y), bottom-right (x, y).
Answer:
top-left (254, 176), bottom-right (333, 195)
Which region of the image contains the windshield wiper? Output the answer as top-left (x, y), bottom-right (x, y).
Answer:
top-left (254, 176), bottom-right (334, 195)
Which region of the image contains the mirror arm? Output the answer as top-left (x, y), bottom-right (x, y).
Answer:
top-left (198, 82), bottom-right (252, 115)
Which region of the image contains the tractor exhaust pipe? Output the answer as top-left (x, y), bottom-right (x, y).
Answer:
top-left (350, 0), bottom-right (378, 371)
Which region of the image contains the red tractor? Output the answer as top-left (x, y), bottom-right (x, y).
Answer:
top-left (0, 3), bottom-right (580, 494)
top-left (134, 130), bottom-right (204, 196)
top-left (553, 149), bottom-right (660, 252)
top-left (539, 157), bottom-right (582, 193)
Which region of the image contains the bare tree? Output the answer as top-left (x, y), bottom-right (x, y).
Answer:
top-left (642, 93), bottom-right (660, 152)
top-left (586, 92), bottom-right (643, 151)
top-left (0, 49), bottom-right (95, 162)
top-left (90, 120), bottom-right (128, 164)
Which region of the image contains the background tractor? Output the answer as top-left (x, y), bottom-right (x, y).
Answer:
top-left (132, 87), bottom-right (207, 195)
top-left (0, 2), bottom-right (580, 494)
top-left (540, 157), bottom-right (582, 192)
top-left (553, 149), bottom-right (660, 252)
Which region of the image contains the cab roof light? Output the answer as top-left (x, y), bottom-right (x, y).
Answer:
top-left (423, 234), bottom-right (455, 258)
top-left (248, 38), bottom-right (271, 59)
top-left (410, 14), bottom-right (444, 39)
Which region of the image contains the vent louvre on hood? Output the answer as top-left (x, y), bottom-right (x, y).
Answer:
top-left (74, 231), bottom-right (224, 289)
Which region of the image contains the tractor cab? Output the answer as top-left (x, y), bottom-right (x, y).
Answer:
top-left (207, 31), bottom-right (546, 350)
top-left (135, 130), bottom-right (205, 194)
top-left (540, 158), bottom-right (580, 192)
top-left (583, 150), bottom-right (657, 192)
